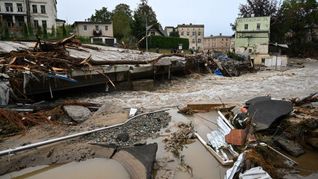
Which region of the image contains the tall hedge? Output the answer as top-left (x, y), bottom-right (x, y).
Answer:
top-left (141, 36), bottom-right (189, 49)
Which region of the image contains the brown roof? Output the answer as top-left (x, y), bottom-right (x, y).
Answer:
top-left (177, 24), bottom-right (204, 28)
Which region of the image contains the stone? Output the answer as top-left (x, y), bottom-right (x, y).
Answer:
top-left (63, 105), bottom-right (91, 123)
top-left (117, 133), bottom-right (130, 142)
top-left (274, 137), bottom-right (305, 157)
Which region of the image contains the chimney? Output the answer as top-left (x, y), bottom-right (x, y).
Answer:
top-left (219, 33), bottom-right (222, 36)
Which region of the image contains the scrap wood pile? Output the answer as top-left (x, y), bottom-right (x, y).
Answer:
top-left (0, 100), bottom-right (99, 137)
top-left (189, 93), bottom-right (318, 179)
top-left (0, 35), bottom-right (94, 100)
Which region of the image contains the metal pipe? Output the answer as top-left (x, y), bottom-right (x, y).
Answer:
top-left (0, 108), bottom-right (170, 157)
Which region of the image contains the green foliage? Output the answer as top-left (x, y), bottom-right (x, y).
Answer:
top-left (36, 26), bottom-right (43, 37)
top-left (274, 0), bottom-right (318, 56)
top-left (62, 24), bottom-right (67, 36)
top-left (89, 7), bottom-right (112, 23)
top-left (3, 25), bottom-right (10, 40)
top-left (77, 36), bottom-right (91, 44)
top-left (23, 23), bottom-right (29, 38)
top-left (140, 36), bottom-right (189, 49)
top-left (51, 25), bottom-right (56, 37)
top-left (112, 4), bottom-right (133, 42)
top-left (132, 0), bottom-right (159, 40)
top-left (239, 0), bottom-right (278, 17)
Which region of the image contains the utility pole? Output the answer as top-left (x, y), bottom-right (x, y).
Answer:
top-left (146, 16), bottom-right (148, 52)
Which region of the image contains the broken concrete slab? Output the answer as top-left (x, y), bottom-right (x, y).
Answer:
top-left (274, 137), bottom-right (305, 157)
top-left (248, 99), bottom-right (293, 131)
top-left (63, 105), bottom-right (91, 123)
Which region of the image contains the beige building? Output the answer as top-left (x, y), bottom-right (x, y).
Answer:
top-left (73, 21), bottom-right (114, 45)
top-left (177, 24), bottom-right (204, 50)
top-left (203, 34), bottom-right (232, 52)
top-left (0, 0), bottom-right (60, 34)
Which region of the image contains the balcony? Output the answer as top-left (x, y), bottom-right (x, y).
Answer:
top-left (93, 29), bottom-right (102, 37)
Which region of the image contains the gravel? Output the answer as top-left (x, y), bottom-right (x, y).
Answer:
top-left (86, 111), bottom-right (171, 146)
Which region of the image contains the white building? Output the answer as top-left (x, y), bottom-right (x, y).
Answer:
top-left (0, 0), bottom-right (62, 35)
top-left (73, 21), bottom-right (115, 46)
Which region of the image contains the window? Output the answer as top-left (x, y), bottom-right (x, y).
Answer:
top-left (181, 32), bottom-right (184, 36)
top-left (262, 58), bottom-right (265, 64)
top-left (198, 31), bottom-right (201, 36)
top-left (198, 39), bottom-right (201, 43)
top-left (257, 23), bottom-right (261, 30)
top-left (17, 3), bottom-right (23, 12)
top-left (248, 49), bottom-right (252, 53)
top-left (192, 31), bottom-right (195, 36)
top-left (34, 20), bottom-right (39, 28)
top-left (192, 39), bottom-right (195, 43)
top-left (151, 31), bottom-right (155, 36)
top-left (42, 20), bottom-right (47, 29)
top-left (244, 24), bottom-right (248, 30)
top-left (95, 25), bottom-right (99, 30)
top-left (83, 25), bottom-right (87, 31)
top-left (187, 32), bottom-right (190, 36)
top-left (105, 26), bottom-right (108, 30)
top-left (40, 5), bottom-right (46, 14)
top-left (5, 3), bottom-right (13, 12)
top-left (32, 5), bottom-right (37, 13)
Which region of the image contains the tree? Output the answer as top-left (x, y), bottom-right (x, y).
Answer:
top-left (112, 4), bottom-right (133, 41)
top-left (277, 0), bottom-right (318, 56)
top-left (89, 7), bottom-right (112, 23)
top-left (239, 0), bottom-right (278, 17)
top-left (132, 0), bottom-right (159, 40)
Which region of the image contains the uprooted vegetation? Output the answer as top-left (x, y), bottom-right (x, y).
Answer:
top-left (0, 100), bottom-right (99, 137)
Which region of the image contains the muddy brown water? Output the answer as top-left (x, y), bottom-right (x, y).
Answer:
top-left (0, 158), bottom-right (129, 179)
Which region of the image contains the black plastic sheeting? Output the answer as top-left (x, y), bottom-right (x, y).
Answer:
top-left (246, 97), bottom-right (293, 131)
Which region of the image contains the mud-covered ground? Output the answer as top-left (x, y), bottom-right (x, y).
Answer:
top-left (81, 59), bottom-right (318, 109)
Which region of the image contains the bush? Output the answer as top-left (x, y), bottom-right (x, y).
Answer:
top-left (140, 36), bottom-right (189, 49)
top-left (77, 36), bottom-right (91, 44)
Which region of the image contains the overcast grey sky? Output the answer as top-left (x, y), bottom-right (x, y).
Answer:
top-left (57, 0), bottom-right (246, 36)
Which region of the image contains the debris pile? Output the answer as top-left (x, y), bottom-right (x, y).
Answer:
top-left (190, 93), bottom-right (318, 178)
top-left (209, 53), bottom-right (254, 77)
top-left (0, 100), bottom-right (99, 137)
top-left (163, 122), bottom-right (195, 157)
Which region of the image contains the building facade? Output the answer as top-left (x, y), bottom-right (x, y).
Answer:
top-left (164, 26), bottom-right (174, 37)
top-left (0, 0), bottom-right (59, 35)
top-left (234, 16), bottom-right (271, 64)
top-left (177, 24), bottom-right (204, 50)
top-left (203, 33), bottom-right (232, 52)
top-left (73, 21), bottom-right (114, 46)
